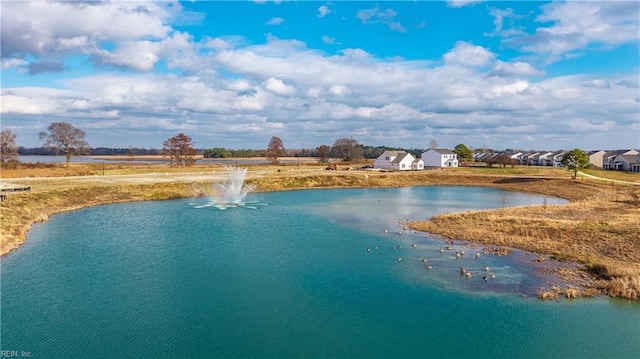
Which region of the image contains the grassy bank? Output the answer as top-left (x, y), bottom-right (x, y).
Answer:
top-left (2, 165), bottom-right (639, 300)
top-left (410, 182), bottom-right (640, 300)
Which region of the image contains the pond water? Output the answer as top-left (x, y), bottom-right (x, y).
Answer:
top-left (1, 186), bottom-right (638, 358)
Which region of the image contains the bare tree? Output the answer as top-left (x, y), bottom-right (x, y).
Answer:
top-left (128, 146), bottom-right (137, 164)
top-left (316, 145), bottom-right (331, 163)
top-left (331, 137), bottom-right (363, 162)
top-left (39, 122), bottom-right (90, 166)
top-left (266, 136), bottom-right (286, 165)
top-left (495, 155), bottom-right (518, 168)
top-left (163, 133), bottom-right (196, 167)
top-left (0, 129), bottom-right (19, 162)
top-left (428, 139), bottom-right (439, 149)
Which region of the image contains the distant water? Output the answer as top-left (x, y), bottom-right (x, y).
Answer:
top-left (18, 155), bottom-right (308, 165)
top-left (2, 187), bottom-right (638, 358)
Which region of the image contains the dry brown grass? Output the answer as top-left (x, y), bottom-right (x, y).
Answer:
top-left (537, 285), bottom-right (581, 300)
top-left (606, 276), bottom-right (640, 300)
top-left (411, 183), bottom-right (640, 300)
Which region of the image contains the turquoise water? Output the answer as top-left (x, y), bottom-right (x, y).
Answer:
top-left (1, 186), bottom-right (638, 358)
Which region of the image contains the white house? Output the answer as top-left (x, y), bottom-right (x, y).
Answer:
top-left (534, 152), bottom-right (554, 166)
top-left (519, 151), bottom-right (539, 165)
top-left (549, 150), bottom-right (566, 167)
top-left (587, 150), bottom-right (606, 169)
top-left (421, 149), bottom-right (458, 167)
top-left (612, 154), bottom-right (638, 172)
top-left (412, 158), bottom-right (424, 170)
top-left (604, 150), bottom-right (638, 170)
top-left (373, 151), bottom-right (416, 171)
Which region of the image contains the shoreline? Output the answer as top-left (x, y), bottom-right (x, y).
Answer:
top-left (1, 170), bottom-right (638, 300)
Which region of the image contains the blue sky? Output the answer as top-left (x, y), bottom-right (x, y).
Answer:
top-left (1, 0), bottom-right (639, 151)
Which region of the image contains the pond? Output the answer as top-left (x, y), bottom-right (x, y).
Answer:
top-left (1, 186), bottom-right (638, 358)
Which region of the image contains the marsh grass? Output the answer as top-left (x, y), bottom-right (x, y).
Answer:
top-left (607, 277), bottom-right (640, 300)
top-left (537, 285), bottom-right (580, 300)
top-left (411, 184), bottom-right (640, 300)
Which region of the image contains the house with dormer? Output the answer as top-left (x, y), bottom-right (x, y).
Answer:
top-left (421, 149), bottom-right (458, 167)
top-left (373, 151), bottom-right (417, 171)
top-left (604, 150), bottom-right (638, 170)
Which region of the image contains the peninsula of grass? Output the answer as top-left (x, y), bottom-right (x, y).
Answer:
top-left (2, 161), bottom-right (639, 300)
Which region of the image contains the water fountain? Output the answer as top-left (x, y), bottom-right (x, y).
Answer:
top-left (193, 166), bottom-right (265, 210)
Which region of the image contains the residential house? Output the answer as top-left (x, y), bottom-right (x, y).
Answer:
top-left (611, 153), bottom-right (639, 172)
top-left (421, 149), bottom-right (458, 167)
top-left (533, 151), bottom-right (554, 166)
top-left (633, 153), bottom-right (640, 173)
top-left (549, 150), bottom-right (566, 167)
top-left (603, 150), bottom-right (638, 170)
top-left (411, 157), bottom-right (424, 170)
top-left (519, 151), bottom-right (539, 166)
top-left (508, 152), bottom-right (523, 161)
top-left (587, 150), bottom-right (607, 169)
top-left (373, 151), bottom-right (416, 171)
top-left (472, 151), bottom-right (494, 163)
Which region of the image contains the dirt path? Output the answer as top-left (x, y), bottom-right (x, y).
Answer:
top-left (578, 171), bottom-right (640, 185)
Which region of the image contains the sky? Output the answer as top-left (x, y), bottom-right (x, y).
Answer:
top-left (1, 0), bottom-right (639, 151)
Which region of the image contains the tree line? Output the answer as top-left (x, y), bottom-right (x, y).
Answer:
top-left (0, 122), bottom-right (591, 176)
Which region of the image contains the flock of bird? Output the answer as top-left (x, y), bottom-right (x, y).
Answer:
top-left (366, 237), bottom-right (499, 282)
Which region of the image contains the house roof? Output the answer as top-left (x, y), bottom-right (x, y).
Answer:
top-left (375, 151), bottom-right (405, 160)
top-left (536, 152), bottom-right (554, 158)
top-left (607, 149), bottom-right (636, 157)
top-left (615, 155), bottom-right (638, 164)
top-left (391, 152), bottom-right (414, 163)
top-left (425, 148), bottom-right (455, 155)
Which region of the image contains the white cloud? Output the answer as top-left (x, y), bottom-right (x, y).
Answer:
top-left (328, 85), bottom-right (351, 96)
top-left (94, 41), bottom-right (160, 71)
top-left (443, 42), bottom-right (495, 67)
top-left (581, 80), bottom-right (611, 89)
top-left (266, 17), bottom-right (285, 25)
top-left (1, 1), bottom-right (172, 58)
top-left (484, 7), bottom-right (525, 38)
top-left (510, 1), bottom-right (640, 62)
top-left (1, 2), bottom-right (637, 151)
top-left (489, 61), bottom-right (544, 77)
top-left (447, 0), bottom-right (485, 8)
top-left (262, 77), bottom-right (296, 96)
top-left (356, 5), bottom-right (406, 33)
top-left (322, 35), bottom-right (339, 45)
top-left (318, 5), bottom-right (332, 18)
top-left (1, 58), bottom-right (27, 69)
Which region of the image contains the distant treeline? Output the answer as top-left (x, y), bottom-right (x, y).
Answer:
top-left (18, 145), bottom-right (426, 160)
top-left (203, 146), bottom-right (424, 159)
